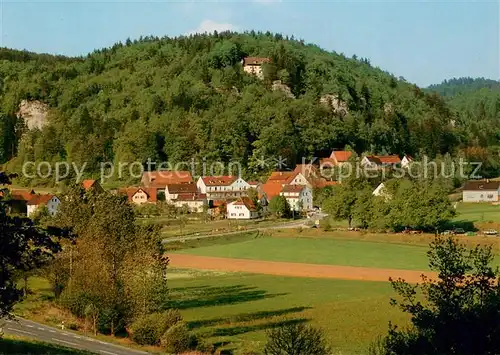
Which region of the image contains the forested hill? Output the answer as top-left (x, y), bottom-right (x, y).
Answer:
top-left (0, 32), bottom-right (498, 183)
top-left (427, 77), bottom-right (500, 97)
top-left (427, 77), bottom-right (500, 164)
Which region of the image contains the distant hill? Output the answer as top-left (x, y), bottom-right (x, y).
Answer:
top-left (0, 32), bottom-right (497, 182)
top-left (427, 77), bottom-right (500, 97)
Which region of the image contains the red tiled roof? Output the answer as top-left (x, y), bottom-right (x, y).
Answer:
top-left (212, 200), bottom-right (226, 207)
top-left (242, 57), bottom-right (271, 66)
top-left (294, 164), bottom-right (319, 179)
top-left (201, 176), bottom-right (237, 186)
top-left (377, 155), bottom-right (401, 164)
top-left (330, 150), bottom-right (353, 163)
top-left (314, 179), bottom-right (338, 188)
top-left (27, 194), bottom-right (56, 206)
top-left (176, 193), bottom-right (207, 202)
top-left (82, 179), bottom-right (97, 190)
top-left (142, 171), bottom-right (193, 187)
top-left (247, 181), bottom-right (260, 186)
top-left (261, 182), bottom-right (284, 200)
top-left (10, 189), bottom-right (36, 201)
top-left (166, 183), bottom-right (197, 194)
top-left (231, 197), bottom-right (257, 211)
top-left (267, 171), bottom-right (297, 184)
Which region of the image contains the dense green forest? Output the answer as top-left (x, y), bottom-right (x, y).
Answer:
top-left (427, 77), bottom-right (500, 97)
top-left (0, 32), bottom-right (499, 185)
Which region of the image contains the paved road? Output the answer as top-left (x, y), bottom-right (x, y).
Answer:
top-left (162, 212), bottom-right (328, 244)
top-left (2, 317), bottom-right (149, 355)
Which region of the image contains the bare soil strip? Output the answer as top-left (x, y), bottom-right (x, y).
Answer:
top-left (168, 254), bottom-right (436, 283)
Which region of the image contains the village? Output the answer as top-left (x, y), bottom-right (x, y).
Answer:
top-left (3, 150), bottom-right (499, 223)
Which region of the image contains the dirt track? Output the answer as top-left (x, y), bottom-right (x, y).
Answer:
top-left (169, 254), bottom-right (436, 283)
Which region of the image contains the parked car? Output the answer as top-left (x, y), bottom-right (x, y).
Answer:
top-left (484, 229), bottom-right (498, 236)
top-left (454, 228), bottom-right (466, 235)
top-left (441, 230), bottom-right (453, 235)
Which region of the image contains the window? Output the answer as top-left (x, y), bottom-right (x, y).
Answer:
top-left (231, 213), bottom-right (236, 216)
top-left (239, 213), bottom-right (244, 216)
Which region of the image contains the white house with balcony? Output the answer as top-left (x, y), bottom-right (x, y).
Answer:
top-left (197, 176), bottom-right (250, 200)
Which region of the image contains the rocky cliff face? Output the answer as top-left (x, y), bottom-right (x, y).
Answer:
top-left (320, 94), bottom-right (348, 117)
top-left (16, 100), bottom-right (49, 130)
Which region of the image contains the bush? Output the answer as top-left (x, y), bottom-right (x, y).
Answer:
top-left (130, 309), bottom-right (183, 346)
top-left (319, 219), bottom-right (331, 231)
top-left (263, 321), bottom-right (330, 355)
top-left (130, 314), bottom-right (160, 345)
top-left (161, 322), bottom-right (198, 354)
top-left (161, 308), bottom-right (183, 331)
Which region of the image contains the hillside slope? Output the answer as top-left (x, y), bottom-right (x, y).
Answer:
top-left (0, 32), bottom-right (493, 183)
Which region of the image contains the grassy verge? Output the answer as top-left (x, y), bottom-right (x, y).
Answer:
top-left (13, 277), bottom-right (160, 354)
top-left (167, 269), bottom-right (408, 354)
top-left (0, 335), bottom-right (94, 355)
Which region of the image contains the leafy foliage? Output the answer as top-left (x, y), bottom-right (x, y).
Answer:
top-left (0, 172), bottom-right (61, 317)
top-left (377, 236), bottom-right (500, 355)
top-left (263, 321), bottom-right (330, 355)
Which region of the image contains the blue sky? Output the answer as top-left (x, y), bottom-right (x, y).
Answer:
top-left (1, 0), bottom-right (498, 87)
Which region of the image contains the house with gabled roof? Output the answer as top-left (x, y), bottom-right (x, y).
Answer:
top-left (120, 187), bottom-right (157, 205)
top-left (227, 197), bottom-right (259, 219)
top-left (27, 194), bottom-right (61, 216)
top-left (82, 179), bottom-right (104, 193)
top-left (172, 193), bottom-right (208, 213)
top-left (141, 171), bottom-right (193, 190)
top-left (320, 150), bottom-right (353, 168)
top-left (280, 185), bottom-right (313, 211)
top-left (165, 183), bottom-right (198, 202)
top-left (361, 155), bottom-right (402, 169)
top-left (197, 176), bottom-right (250, 200)
top-left (241, 57), bottom-right (271, 79)
top-left (462, 180), bottom-right (500, 203)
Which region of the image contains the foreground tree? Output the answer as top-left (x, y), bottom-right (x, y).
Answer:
top-left (376, 236), bottom-right (500, 354)
top-left (268, 196), bottom-right (291, 218)
top-left (264, 321), bottom-right (330, 355)
top-left (0, 172), bottom-right (61, 317)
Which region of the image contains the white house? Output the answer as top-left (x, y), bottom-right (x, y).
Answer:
top-left (227, 197), bottom-right (259, 219)
top-left (197, 176), bottom-right (250, 200)
top-left (172, 193), bottom-right (207, 213)
top-left (372, 183), bottom-right (386, 196)
top-left (241, 57), bottom-right (271, 79)
top-left (27, 194), bottom-right (61, 216)
top-left (165, 183), bottom-right (198, 202)
top-left (462, 180), bottom-right (500, 203)
top-left (401, 155), bottom-right (413, 168)
top-left (279, 185), bottom-right (313, 212)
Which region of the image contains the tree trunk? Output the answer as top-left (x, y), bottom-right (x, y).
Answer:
top-left (348, 216), bottom-right (352, 228)
top-left (23, 275), bottom-right (28, 296)
top-left (110, 319), bottom-right (114, 336)
top-left (93, 316), bottom-right (97, 336)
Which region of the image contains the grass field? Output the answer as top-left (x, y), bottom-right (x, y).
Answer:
top-left (167, 269), bottom-right (408, 354)
top-left (174, 235), bottom-right (432, 270)
top-left (453, 202), bottom-right (500, 228)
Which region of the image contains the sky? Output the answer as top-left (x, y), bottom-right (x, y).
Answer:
top-left (0, 0), bottom-right (499, 87)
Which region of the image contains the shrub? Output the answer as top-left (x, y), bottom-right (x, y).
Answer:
top-left (161, 322), bottom-right (198, 353)
top-left (130, 314), bottom-right (160, 345)
top-left (130, 309), bottom-right (184, 346)
top-left (161, 308), bottom-right (183, 331)
top-left (263, 321), bottom-right (330, 355)
top-left (319, 219), bottom-right (331, 231)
